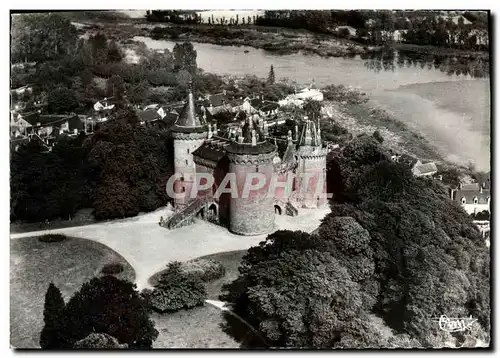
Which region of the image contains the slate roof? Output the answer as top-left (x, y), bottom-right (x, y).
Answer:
top-left (298, 120), bottom-right (321, 147)
top-left (207, 93), bottom-right (228, 107)
top-left (172, 88), bottom-right (207, 133)
top-left (260, 101), bottom-right (279, 112)
top-left (413, 162), bottom-right (438, 175)
top-left (192, 136), bottom-right (232, 163)
top-left (137, 109), bottom-right (161, 122)
top-left (452, 188), bottom-right (490, 204)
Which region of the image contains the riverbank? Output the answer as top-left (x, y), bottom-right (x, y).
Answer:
top-left (394, 42), bottom-right (490, 60)
top-left (147, 23), bottom-right (378, 57)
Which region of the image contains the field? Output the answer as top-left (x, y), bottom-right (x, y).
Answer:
top-left (151, 250), bottom-right (246, 349)
top-left (10, 236), bottom-right (135, 349)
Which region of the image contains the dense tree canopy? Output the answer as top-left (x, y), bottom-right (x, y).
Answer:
top-left (222, 132), bottom-right (490, 348)
top-left (46, 276), bottom-right (158, 349)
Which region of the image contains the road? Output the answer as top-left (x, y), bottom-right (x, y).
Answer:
top-left (11, 206), bottom-right (330, 290)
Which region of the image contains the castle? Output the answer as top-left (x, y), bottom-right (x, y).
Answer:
top-left (162, 86), bottom-right (328, 236)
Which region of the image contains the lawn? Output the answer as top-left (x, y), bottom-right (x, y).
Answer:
top-left (151, 250), bottom-right (248, 349)
top-left (10, 236), bottom-right (135, 349)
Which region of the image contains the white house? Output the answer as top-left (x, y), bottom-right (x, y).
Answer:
top-left (450, 182), bottom-right (491, 215)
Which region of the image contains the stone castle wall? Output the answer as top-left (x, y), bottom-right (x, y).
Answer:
top-left (227, 151), bottom-right (276, 236)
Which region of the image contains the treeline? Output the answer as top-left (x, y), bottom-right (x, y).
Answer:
top-left (255, 10), bottom-right (489, 50)
top-left (221, 132), bottom-right (490, 348)
top-left (10, 109), bottom-right (174, 222)
top-left (145, 10), bottom-right (258, 26)
top-left (11, 13), bottom-right (230, 114)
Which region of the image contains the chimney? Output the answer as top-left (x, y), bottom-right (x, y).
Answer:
top-left (251, 130), bottom-right (256, 146)
top-left (208, 124), bottom-right (213, 139)
top-left (213, 123), bottom-right (217, 134)
top-left (480, 186), bottom-right (483, 194)
top-left (295, 125), bottom-right (299, 141)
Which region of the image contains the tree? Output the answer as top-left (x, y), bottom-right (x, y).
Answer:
top-left (173, 42), bottom-right (197, 74)
top-left (107, 40), bottom-right (123, 62)
top-left (222, 240), bottom-right (373, 348)
top-left (61, 276), bottom-right (158, 348)
top-left (40, 283), bottom-right (66, 349)
top-left (73, 333), bottom-right (128, 349)
top-left (303, 98), bottom-right (322, 120)
top-left (106, 75), bottom-right (125, 101)
top-left (47, 87), bottom-right (80, 114)
top-left (267, 65), bottom-right (275, 85)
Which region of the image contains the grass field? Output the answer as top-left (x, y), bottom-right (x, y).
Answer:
top-left (151, 250), bottom-right (247, 349)
top-left (10, 236), bottom-right (135, 349)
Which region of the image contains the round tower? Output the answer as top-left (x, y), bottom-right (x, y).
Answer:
top-left (226, 117), bottom-right (277, 235)
top-left (171, 84), bottom-right (208, 209)
top-left (295, 116), bottom-right (328, 208)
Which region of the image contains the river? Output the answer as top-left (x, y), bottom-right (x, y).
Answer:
top-left (133, 36), bottom-right (491, 172)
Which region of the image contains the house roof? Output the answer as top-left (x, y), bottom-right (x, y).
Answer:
top-left (208, 93), bottom-right (228, 107)
top-left (413, 162), bottom-right (438, 175)
top-left (250, 98), bottom-right (263, 109)
top-left (260, 101), bottom-right (279, 112)
top-left (137, 109), bottom-right (161, 122)
top-left (452, 188), bottom-right (490, 204)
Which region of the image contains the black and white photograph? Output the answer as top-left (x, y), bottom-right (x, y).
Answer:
top-left (8, 7), bottom-right (491, 350)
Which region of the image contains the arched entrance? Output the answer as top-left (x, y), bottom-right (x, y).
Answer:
top-left (207, 203), bottom-right (218, 223)
top-left (196, 208), bottom-right (205, 219)
top-left (274, 205), bottom-right (282, 215)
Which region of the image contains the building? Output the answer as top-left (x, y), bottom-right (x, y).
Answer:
top-left (450, 182), bottom-right (491, 215)
top-left (412, 160), bottom-right (438, 177)
top-left (161, 86), bottom-right (328, 236)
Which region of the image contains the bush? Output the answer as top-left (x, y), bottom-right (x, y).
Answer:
top-left (38, 234), bottom-right (67, 243)
top-left (59, 276), bottom-right (158, 348)
top-left (101, 263), bottom-right (125, 275)
top-left (182, 258), bottom-right (226, 282)
top-left (73, 333), bottom-right (128, 349)
top-left (149, 262), bottom-right (207, 313)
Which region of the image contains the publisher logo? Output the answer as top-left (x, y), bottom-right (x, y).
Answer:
top-left (434, 315), bottom-right (478, 333)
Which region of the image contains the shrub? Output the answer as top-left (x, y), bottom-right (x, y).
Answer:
top-left (73, 333), bottom-right (128, 349)
top-left (38, 234), bottom-right (67, 243)
top-left (59, 276), bottom-right (158, 348)
top-left (101, 263), bottom-right (124, 275)
top-left (149, 262), bottom-right (207, 313)
top-left (182, 258), bottom-right (226, 282)
top-left (40, 283), bottom-right (66, 349)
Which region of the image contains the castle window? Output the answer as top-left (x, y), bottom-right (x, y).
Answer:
top-left (461, 197), bottom-right (466, 204)
top-left (256, 165), bottom-right (259, 173)
top-left (473, 196), bottom-right (478, 204)
top-left (187, 149), bottom-right (190, 154)
top-left (185, 159), bottom-right (188, 165)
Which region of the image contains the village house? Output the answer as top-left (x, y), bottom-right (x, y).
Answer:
top-left (450, 182), bottom-right (491, 215)
top-left (411, 159), bottom-right (438, 177)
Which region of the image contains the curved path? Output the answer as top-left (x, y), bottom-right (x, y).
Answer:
top-left (10, 206), bottom-right (330, 290)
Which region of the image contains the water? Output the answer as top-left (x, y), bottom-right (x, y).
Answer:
top-left (133, 36), bottom-right (491, 171)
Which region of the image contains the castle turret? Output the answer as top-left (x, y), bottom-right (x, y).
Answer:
top-left (295, 117), bottom-right (328, 208)
top-left (226, 117), bottom-right (277, 235)
top-left (171, 84), bottom-right (208, 209)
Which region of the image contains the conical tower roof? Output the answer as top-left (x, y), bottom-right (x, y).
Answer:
top-left (282, 130), bottom-right (296, 164)
top-left (172, 82), bottom-right (207, 134)
top-left (298, 117), bottom-right (321, 147)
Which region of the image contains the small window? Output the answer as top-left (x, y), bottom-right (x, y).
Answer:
top-left (180, 176), bottom-right (184, 182)
top-left (181, 187), bottom-right (185, 193)
top-left (185, 159), bottom-right (188, 165)
top-left (187, 149), bottom-right (190, 154)
top-left (473, 196), bottom-right (478, 204)
top-left (256, 165), bottom-right (259, 173)
top-left (461, 197), bottom-right (466, 204)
